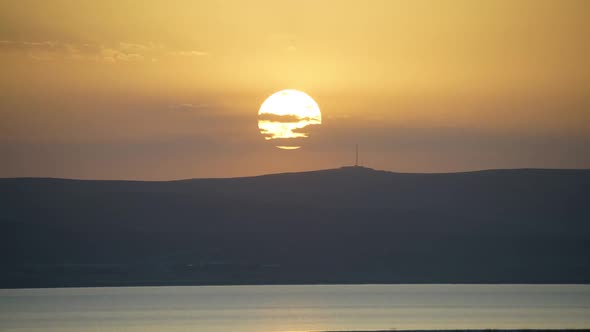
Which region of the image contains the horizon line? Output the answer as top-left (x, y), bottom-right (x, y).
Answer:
top-left (1, 166), bottom-right (589, 183)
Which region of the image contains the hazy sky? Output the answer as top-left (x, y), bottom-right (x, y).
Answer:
top-left (1, 0), bottom-right (589, 179)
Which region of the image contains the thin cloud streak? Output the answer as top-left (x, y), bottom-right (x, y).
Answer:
top-left (168, 103), bottom-right (213, 111)
top-left (0, 40), bottom-right (208, 63)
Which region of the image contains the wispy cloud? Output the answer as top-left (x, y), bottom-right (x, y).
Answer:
top-left (169, 50), bottom-right (208, 57)
top-left (100, 48), bottom-right (144, 63)
top-left (169, 103), bottom-right (212, 111)
top-left (118, 42), bottom-right (153, 52)
top-left (0, 40), bottom-right (65, 52)
top-left (0, 40), bottom-right (207, 63)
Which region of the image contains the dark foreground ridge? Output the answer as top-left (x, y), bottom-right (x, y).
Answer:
top-left (1, 167), bottom-right (589, 288)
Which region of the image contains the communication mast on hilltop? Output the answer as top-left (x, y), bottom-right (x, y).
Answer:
top-left (355, 144), bottom-right (359, 167)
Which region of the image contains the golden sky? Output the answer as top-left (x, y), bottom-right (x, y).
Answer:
top-left (1, 0), bottom-right (589, 179)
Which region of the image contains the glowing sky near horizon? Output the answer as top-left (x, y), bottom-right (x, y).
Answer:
top-left (0, 0), bottom-right (589, 179)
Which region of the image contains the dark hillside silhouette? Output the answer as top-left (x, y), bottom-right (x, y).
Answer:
top-left (1, 167), bottom-right (588, 288)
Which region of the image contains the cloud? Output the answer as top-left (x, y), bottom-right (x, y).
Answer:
top-left (291, 123), bottom-right (322, 134)
top-left (169, 103), bottom-right (211, 111)
top-left (0, 40), bottom-right (207, 63)
top-left (169, 50), bottom-right (208, 57)
top-left (0, 40), bottom-right (145, 63)
top-left (118, 42), bottom-right (152, 52)
top-left (0, 40), bottom-right (62, 52)
top-left (100, 48), bottom-right (144, 63)
top-left (0, 40), bottom-right (60, 60)
top-left (261, 136), bottom-right (308, 147)
top-left (258, 113), bottom-right (315, 123)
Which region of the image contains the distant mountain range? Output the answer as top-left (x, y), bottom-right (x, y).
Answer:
top-left (1, 167), bottom-right (589, 288)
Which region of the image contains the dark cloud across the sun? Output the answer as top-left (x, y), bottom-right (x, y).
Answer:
top-left (258, 114), bottom-right (316, 123)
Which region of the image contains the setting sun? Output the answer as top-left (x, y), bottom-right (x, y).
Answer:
top-left (257, 89), bottom-right (322, 150)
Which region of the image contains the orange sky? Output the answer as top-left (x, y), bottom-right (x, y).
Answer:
top-left (1, 0), bottom-right (589, 179)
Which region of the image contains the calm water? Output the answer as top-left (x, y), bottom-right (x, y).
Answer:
top-left (0, 284), bottom-right (589, 332)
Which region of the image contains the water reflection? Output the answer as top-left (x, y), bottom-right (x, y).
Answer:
top-left (0, 285), bottom-right (589, 332)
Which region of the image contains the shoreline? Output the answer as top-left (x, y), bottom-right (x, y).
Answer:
top-left (2, 282), bottom-right (590, 290)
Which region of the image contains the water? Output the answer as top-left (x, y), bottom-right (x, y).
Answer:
top-left (0, 284), bottom-right (589, 332)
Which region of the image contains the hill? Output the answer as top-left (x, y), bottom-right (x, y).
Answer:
top-left (0, 167), bottom-right (589, 288)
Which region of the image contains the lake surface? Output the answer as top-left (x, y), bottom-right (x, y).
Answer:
top-left (0, 284), bottom-right (589, 332)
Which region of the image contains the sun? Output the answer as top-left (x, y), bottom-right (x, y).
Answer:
top-left (257, 90), bottom-right (322, 149)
